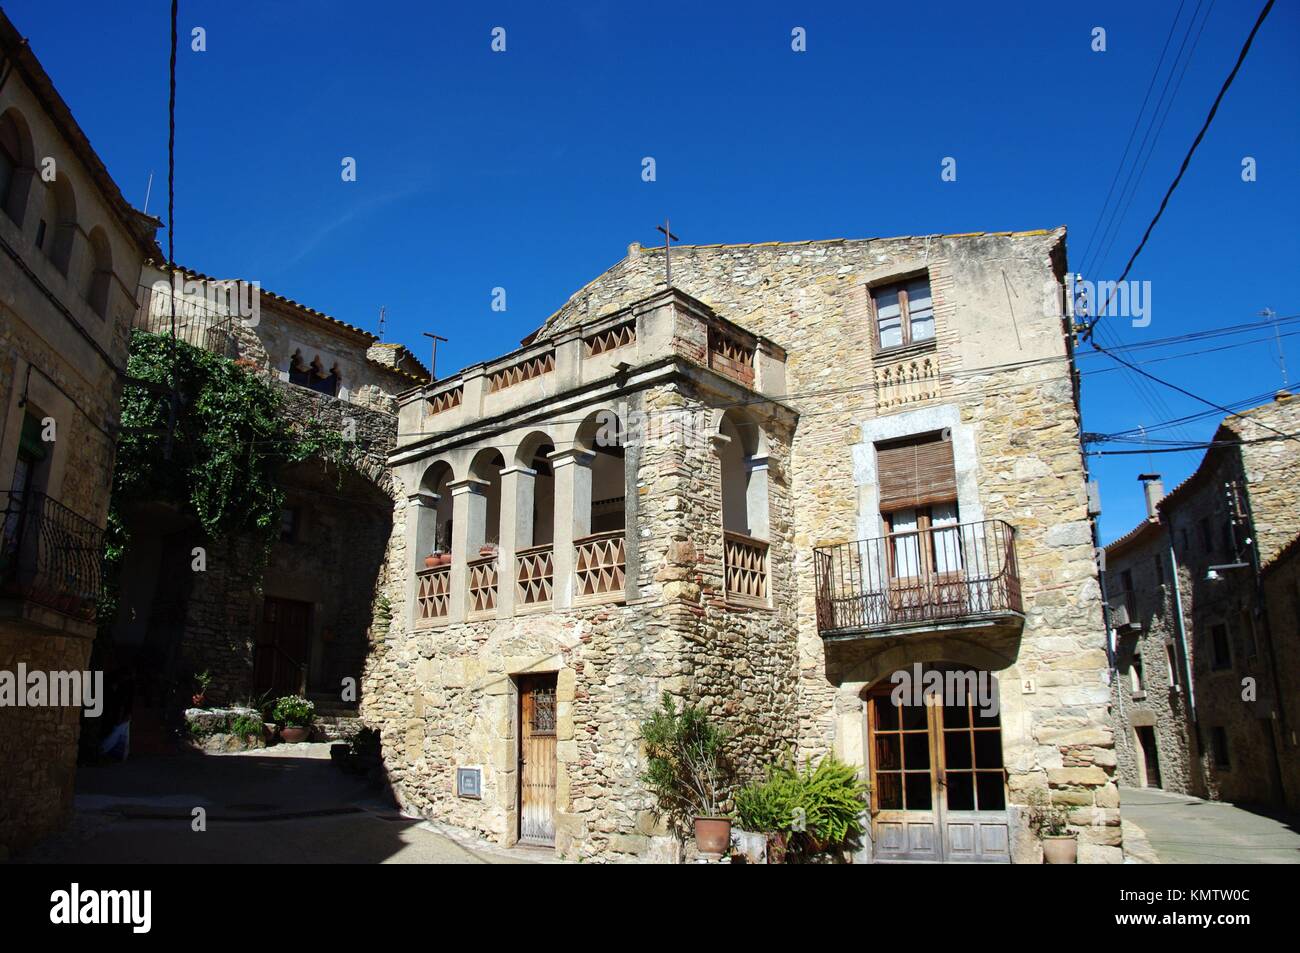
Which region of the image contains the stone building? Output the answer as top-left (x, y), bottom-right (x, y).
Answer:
top-left (1106, 393), bottom-right (1300, 811)
top-left (108, 265), bottom-right (425, 720)
top-left (0, 9), bottom-right (159, 854)
top-left (362, 228), bottom-right (1121, 863)
top-left (1103, 479), bottom-right (1194, 795)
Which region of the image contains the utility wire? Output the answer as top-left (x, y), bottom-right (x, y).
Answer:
top-left (1084, 0), bottom-right (1276, 338)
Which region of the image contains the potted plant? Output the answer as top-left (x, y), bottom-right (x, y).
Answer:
top-left (638, 693), bottom-right (733, 855)
top-left (191, 670), bottom-right (213, 707)
top-left (1027, 788), bottom-right (1077, 864)
top-left (273, 694), bottom-right (316, 743)
top-left (734, 754), bottom-right (868, 863)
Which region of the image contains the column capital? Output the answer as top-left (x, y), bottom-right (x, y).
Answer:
top-left (548, 447), bottom-right (596, 469)
top-left (746, 454), bottom-right (771, 472)
top-left (500, 465), bottom-right (538, 478)
top-left (407, 490), bottom-right (442, 508)
top-left (448, 477), bottom-right (490, 497)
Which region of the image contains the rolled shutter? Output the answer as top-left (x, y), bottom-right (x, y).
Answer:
top-left (876, 433), bottom-right (956, 510)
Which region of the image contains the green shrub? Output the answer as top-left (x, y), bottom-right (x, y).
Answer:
top-left (272, 695), bottom-right (315, 727)
top-left (734, 754), bottom-right (868, 860)
top-left (229, 713), bottom-right (263, 739)
top-left (639, 693), bottom-right (731, 825)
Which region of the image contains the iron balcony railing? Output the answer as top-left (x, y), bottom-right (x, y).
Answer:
top-left (132, 291), bottom-right (240, 358)
top-left (0, 490), bottom-right (103, 621)
top-left (814, 519), bottom-right (1022, 636)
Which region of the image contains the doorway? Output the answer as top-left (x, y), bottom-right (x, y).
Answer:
top-left (1135, 725), bottom-right (1162, 788)
top-left (866, 671), bottom-right (1010, 863)
top-left (254, 596), bottom-right (311, 698)
top-left (517, 673), bottom-right (558, 846)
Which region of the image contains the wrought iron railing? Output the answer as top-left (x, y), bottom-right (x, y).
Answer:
top-left (0, 490), bottom-right (103, 621)
top-left (724, 531), bottom-right (769, 606)
top-left (813, 519), bottom-right (1022, 636)
top-left (132, 289), bottom-right (240, 358)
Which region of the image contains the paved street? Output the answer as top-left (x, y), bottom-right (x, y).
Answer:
top-left (18, 745), bottom-right (539, 864)
top-left (1121, 786), bottom-right (1300, 864)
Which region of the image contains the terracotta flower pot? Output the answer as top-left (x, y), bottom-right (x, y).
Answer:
top-left (280, 726), bottom-right (312, 744)
top-left (191, 693), bottom-right (206, 707)
top-left (694, 817), bottom-right (732, 855)
top-left (1042, 835), bottom-right (1078, 864)
top-left (767, 831), bottom-right (789, 864)
top-left (436, 553), bottom-right (451, 567)
top-left (425, 555), bottom-right (437, 568)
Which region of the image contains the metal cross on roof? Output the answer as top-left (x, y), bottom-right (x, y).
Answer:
top-left (656, 219), bottom-right (679, 288)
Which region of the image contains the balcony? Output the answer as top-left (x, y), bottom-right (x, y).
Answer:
top-left (1, 490), bottom-right (103, 627)
top-left (398, 287), bottom-right (788, 445)
top-left (813, 519), bottom-right (1022, 639)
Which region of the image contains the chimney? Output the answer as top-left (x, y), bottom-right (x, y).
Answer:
top-left (1138, 473), bottom-right (1163, 520)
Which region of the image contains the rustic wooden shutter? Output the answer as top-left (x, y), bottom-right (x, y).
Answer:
top-left (876, 433), bottom-right (956, 510)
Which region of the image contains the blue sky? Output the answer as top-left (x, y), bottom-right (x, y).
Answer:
top-left (9, 0), bottom-right (1298, 541)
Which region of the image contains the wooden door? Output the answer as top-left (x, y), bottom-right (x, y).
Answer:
top-left (867, 674), bottom-right (1010, 863)
top-left (518, 674), bottom-right (558, 845)
top-left (255, 596), bottom-right (311, 698)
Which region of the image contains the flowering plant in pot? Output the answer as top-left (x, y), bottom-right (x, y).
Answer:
top-left (1027, 788), bottom-right (1076, 864)
top-left (272, 694), bottom-right (316, 743)
top-left (638, 693), bottom-right (733, 855)
top-left (191, 669), bottom-right (213, 707)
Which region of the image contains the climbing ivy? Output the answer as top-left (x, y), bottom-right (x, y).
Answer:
top-left (100, 331), bottom-right (358, 624)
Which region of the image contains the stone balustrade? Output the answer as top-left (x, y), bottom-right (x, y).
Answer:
top-left (398, 288), bottom-right (788, 445)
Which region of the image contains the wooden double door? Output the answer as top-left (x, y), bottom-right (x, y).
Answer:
top-left (867, 675), bottom-right (1010, 863)
top-left (518, 674), bottom-right (558, 845)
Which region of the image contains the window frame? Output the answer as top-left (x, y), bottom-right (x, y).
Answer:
top-left (869, 274), bottom-right (936, 352)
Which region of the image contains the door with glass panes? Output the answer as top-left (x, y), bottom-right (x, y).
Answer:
top-left (867, 670), bottom-right (1010, 863)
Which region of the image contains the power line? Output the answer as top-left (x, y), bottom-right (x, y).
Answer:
top-left (1084, 0), bottom-right (1276, 338)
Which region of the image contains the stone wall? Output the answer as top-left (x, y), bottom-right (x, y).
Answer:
top-left (373, 229), bottom-right (1121, 862)
top-left (1261, 538), bottom-right (1300, 811)
top-left (1104, 524), bottom-right (1196, 795)
top-left (535, 231), bottom-right (1118, 860)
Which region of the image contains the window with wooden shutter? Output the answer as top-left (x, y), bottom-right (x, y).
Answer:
top-left (876, 433), bottom-right (956, 511)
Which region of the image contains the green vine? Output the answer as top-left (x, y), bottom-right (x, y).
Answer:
top-left (99, 331), bottom-right (360, 627)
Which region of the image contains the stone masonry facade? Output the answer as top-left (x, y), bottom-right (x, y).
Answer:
top-left (362, 228), bottom-right (1121, 863)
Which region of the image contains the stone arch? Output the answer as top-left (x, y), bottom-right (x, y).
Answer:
top-left (85, 225), bottom-right (113, 318)
top-left (0, 107), bottom-right (36, 225)
top-left (512, 431), bottom-right (556, 549)
top-left (468, 447), bottom-right (505, 547)
top-left (716, 407), bottom-right (769, 539)
top-left (573, 408), bottom-right (626, 534)
top-left (42, 170), bottom-right (78, 275)
top-left (415, 458), bottom-right (455, 557)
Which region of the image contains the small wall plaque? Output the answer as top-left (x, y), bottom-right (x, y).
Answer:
top-left (457, 766), bottom-right (482, 799)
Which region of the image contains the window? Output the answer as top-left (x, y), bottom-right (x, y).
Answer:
top-left (1211, 727), bottom-right (1231, 770)
top-left (35, 218), bottom-right (46, 249)
top-left (279, 507), bottom-right (299, 542)
top-left (1153, 553), bottom-right (1165, 587)
top-left (1166, 643), bottom-right (1180, 688)
top-left (1241, 612), bottom-right (1258, 659)
top-left (1199, 517), bottom-right (1213, 552)
top-left (1210, 623), bottom-right (1232, 671)
top-left (871, 275), bottom-right (935, 350)
top-left (1130, 652), bottom-right (1145, 696)
top-left (877, 433), bottom-right (960, 583)
top-left (1121, 568), bottom-right (1136, 618)
top-left (288, 350), bottom-right (341, 397)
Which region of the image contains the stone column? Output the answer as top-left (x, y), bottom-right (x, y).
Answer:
top-left (448, 478), bottom-right (488, 623)
top-left (746, 454), bottom-right (771, 540)
top-left (406, 491), bottom-right (440, 628)
top-left (549, 448), bottom-right (594, 608)
top-left (497, 466), bottom-right (536, 617)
